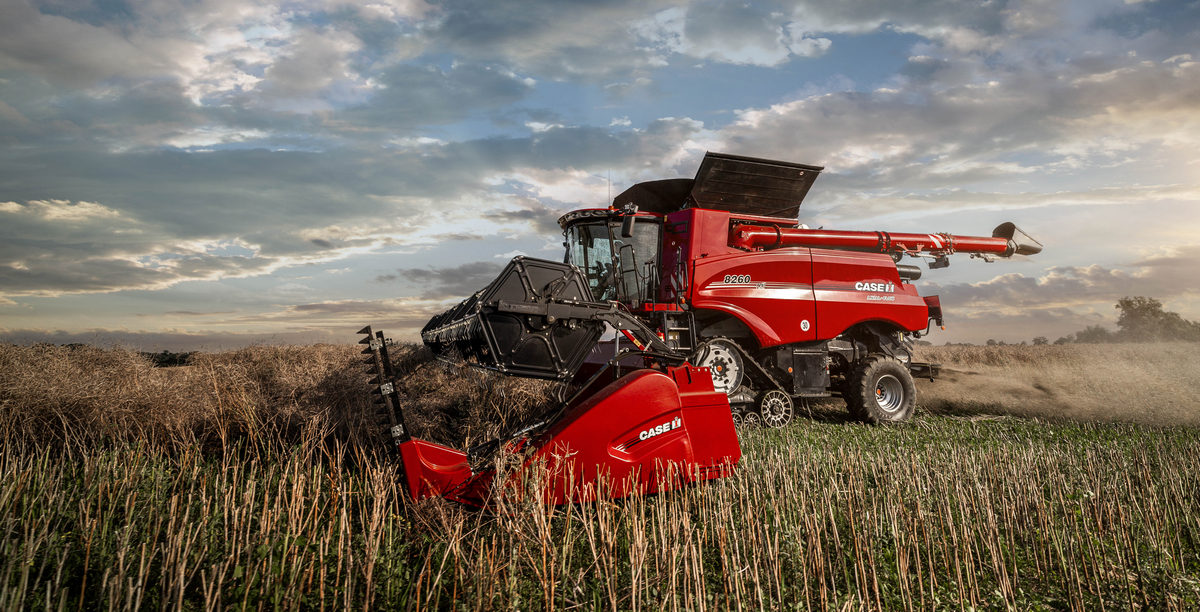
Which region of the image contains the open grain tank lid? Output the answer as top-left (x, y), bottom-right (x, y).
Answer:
top-left (611, 152), bottom-right (824, 218)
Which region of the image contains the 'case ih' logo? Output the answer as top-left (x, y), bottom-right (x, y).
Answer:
top-left (639, 417), bottom-right (682, 441)
top-left (854, 281), bottom-right (895, 293)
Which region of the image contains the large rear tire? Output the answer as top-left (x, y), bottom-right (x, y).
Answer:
top-left (846, 356), bottom-right (916, 424)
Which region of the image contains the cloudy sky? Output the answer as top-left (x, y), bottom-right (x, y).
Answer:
top-left (1, 0), bottom-right (1198, 350)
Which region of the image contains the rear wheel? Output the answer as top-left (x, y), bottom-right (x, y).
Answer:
top-left (846, 356), bottom-right (916, 424)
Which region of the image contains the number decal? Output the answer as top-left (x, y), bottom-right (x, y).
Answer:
top-left (722, 274), bottom-right (752, 283)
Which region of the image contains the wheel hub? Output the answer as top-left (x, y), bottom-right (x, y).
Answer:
top-left (874, 374), bottom-right (905, 413)
top-left (694, 340), bottom-right (744, 394)
top-left (758, 389), bottom-right (794, 428)
top-left (741, 411), bottom-right (761, 428)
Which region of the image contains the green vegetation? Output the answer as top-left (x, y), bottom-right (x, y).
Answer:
top-left (1052, 296), bottom-right (1200, 344)
top-left (139, 349), bottom-right (195, 368)
top-left (1, 343), bottom-right (1198, 609)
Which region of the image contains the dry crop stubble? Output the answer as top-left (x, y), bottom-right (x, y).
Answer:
top-left (0, 341), bottom-right (1198, 609)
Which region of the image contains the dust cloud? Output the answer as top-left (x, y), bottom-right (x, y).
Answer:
top-left (913, 343), bottom-right (1200, 427)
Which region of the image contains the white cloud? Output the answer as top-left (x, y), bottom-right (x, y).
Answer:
top-left (0, 199), bottom-right (122, 221)
top-left (3, 0), bottom-right (1199, 348)
top-left (504, 168), bottom-right (611, 206)
top-left (525, 121), bottom-right (564, 133)
top-left (933, 246), bottom-right (1200, 315)
top-left (713, 32), bottom-right (1200, 199)
top-left (784, 28), bottom-right (832, 58)
top-left (259, 27), bottom-right (369, 106)
top-left (0, 0), bottom-right (167, 85)
top-left (160, 127), bottom-right (270, 149)
top-left (633, 3), bottom-right (830, 67)
top-left (350, 0), bottom-right (436, 22)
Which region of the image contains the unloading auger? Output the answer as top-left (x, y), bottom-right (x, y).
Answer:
top-left (363, 152), bottom-right (1041, 506)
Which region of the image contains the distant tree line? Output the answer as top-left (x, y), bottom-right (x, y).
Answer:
top-left (19, 344), bottom-right (195, 367)
top-left (971, 297), bottom-right (1200, 346)
top-left (1052, 296), bottom-right (1200, 344)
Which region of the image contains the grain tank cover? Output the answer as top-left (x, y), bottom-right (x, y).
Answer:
top-left (690, 152), bottom-right (823, 218)
top-left (610, 152), bottom-right (823, 218)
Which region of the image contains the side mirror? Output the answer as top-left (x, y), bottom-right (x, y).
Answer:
top-left (620, 203), bottom-right (638, 238)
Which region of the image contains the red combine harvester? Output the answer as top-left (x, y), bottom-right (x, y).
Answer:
top-left (362, 152), bottom-right (1041, 506)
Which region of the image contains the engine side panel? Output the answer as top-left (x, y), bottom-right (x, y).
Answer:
top-left (663, 207), bottom-right (930, 348)
top-left (811, 249), bottom-right (929, 338)
top-left (660, 207), bottom-right (800, 305)
top-left (689, 249), bottom-right (817, 348)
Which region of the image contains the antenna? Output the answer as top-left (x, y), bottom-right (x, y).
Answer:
top-left (593, 170), bottom-right (614, 206)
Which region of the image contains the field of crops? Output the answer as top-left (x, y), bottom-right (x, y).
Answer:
top-left (1, 342), bottom-right (1198, 609)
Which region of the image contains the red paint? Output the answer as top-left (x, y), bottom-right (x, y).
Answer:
top-left (690, 248), bottom-right (817, 347)
top-left (395, 364), bottom-right (739, 506)
top-left (730, 224), bottom-right (1015, 256)
top-left (810, 249), bottom-right (928, 339)
top-left (661, 208), bottom-right (951, 347)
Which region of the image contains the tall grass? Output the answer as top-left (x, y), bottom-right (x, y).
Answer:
top-left (1, 342), bottom-right (1198, 609)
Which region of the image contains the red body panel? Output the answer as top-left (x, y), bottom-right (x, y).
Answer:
top-left (531, 365), bottom-right (738, 503)
top-left (397, 440), bottom-right (485, 505)
top-left (810, 249), bottom-right (929, 337)
top-left (395, 364), bottom-right (740, 507)
top-left (662, 208), bottom-right (933, 348)
top-left (690, 249), bottom-right (817, 347)
top-left (661, 208), bottom-right (791, 303)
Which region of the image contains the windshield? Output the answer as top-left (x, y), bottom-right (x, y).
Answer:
top-left (565, 218), bottom-right (660, 304)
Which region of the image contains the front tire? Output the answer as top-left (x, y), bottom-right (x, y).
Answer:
top-left (846, 356), bottom-right (916, 424)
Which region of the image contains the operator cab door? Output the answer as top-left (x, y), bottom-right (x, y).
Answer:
top-left (565, 217), bottom-right (661, 306)
top-left (690, 248), bottom-right (817, 348)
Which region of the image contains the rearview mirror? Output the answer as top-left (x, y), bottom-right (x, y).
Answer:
top-left (619, 203), bottom-right (638, 237)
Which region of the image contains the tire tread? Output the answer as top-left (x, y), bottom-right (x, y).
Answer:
top-left (845, 355), bottom-right (916, 424)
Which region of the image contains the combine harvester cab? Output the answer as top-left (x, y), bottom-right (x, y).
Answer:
top-left (364, 152), bottom-right (1040, 506)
